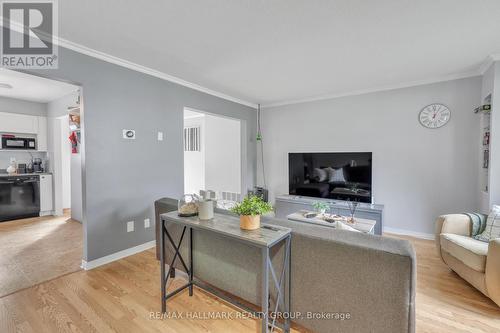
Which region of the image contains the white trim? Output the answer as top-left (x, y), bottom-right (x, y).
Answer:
top-left (81, 240), bottom-right (156, 270)
top-left (263, 71), bottom-right (481, 108)
top-left (54, 38), bottom-right (257, 109)
top-left (0, 17), bottom-right (256, 109)
top-left (478, 53), bottom-right (500, 74)
top-left (383, 227), bottom-right (435, 240)
top-left (4, 18), bottom-right (500, 110)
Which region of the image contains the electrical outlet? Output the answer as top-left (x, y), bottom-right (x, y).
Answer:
top-left (127, 221), bottom-right (134, 232)
top-left (144, 218), bottom-right (150, 228)
top-left (157, 131), bottom-right (164, 141)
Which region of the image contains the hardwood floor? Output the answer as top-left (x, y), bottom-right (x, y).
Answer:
top-left (0, 231), bottom-right (499, 332)
top-left (0, 212), bottom-right (82, 297)
top-left (389, 234), bottom-right (500, 333)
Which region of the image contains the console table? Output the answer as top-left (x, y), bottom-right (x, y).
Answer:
top-left (160, 211), bottom-right (292, 333)
top-left (274, 195), bottom-right (384, 235)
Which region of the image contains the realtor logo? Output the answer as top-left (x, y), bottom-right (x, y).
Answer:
top-left (1, 0), bottom-right (58, 68)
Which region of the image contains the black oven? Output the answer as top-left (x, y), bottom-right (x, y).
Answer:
top-left (1, 137), bottom-right (36, 150)
top-left (0, 176), bottom-right (40, 222)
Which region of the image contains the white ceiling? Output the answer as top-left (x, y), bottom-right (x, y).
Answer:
top-left (0, 69), bottom-right (79, 103)
top-left (58, 1), bottom-right (500, 106)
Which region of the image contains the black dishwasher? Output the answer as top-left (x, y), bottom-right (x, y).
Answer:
top-left (0, 175), bottom-right (40, 222)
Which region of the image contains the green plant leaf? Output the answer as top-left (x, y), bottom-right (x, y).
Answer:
top-left (230, 195), bottom-right (273, 216)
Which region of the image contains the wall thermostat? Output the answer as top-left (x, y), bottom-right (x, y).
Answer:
top-left (123, 129), bottom-right (136, 139)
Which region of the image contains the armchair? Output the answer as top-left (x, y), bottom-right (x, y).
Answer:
top-left (435, 214), bottom-right (500, 306)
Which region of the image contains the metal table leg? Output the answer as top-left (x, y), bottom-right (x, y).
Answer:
top-left (160, 218), bottom-right (166, 313)
top-left (161, 222), bottom-right (193, 313)
top-left (285, 235), bottom-right (291, 333)
top-left (189, 227), bottom-right (193, 296)
top-left (262, 246), bottom-right (269, 333)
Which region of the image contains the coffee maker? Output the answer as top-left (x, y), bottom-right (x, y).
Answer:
top-left (32, 158), bottom-right (43, 173)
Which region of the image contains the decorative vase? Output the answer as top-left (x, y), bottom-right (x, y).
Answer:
top-left (178, 194), bottom-right (199, 217)
top-left (198, 200), bottom-right (214, 220)
top-left (240, 215), bottom-right (261, 230)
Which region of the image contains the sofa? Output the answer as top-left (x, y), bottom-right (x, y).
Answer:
top-left (155, 197), bottom-right (416, 333)
top-left (436, 214), bottom-right (500, 306)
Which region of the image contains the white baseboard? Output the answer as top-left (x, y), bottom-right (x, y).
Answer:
top-left (81, 240), bottom-right (156, 270)
top-left (383, 227), bottom-right (435, 240)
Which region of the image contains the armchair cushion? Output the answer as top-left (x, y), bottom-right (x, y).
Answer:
top-left (440, 233), bottom-right (488, 272)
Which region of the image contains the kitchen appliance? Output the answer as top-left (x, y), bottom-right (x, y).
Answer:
top-left (17, 163), bottom-right (27, 174)
top-left (32, 158), bottom-right (43, 173)
top-left (1, 136), bottom-right (36, 150)
top-left (0, 175), bottom-right (40, 222)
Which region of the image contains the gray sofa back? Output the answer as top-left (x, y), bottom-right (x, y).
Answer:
top-left (155, 198), bottom-right (415, 333)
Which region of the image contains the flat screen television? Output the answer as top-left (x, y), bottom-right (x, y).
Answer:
top-left (289, 152), bottom-right (372, 203)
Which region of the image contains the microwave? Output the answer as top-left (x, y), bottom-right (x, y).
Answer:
top-left (1, 137), bottom-right (36, 150)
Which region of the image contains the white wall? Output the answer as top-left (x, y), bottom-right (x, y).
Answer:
top-left (261, 77), bottom-right (481, 235)
top-left (184, 114), bottom-right (206, 194)
top-left (60, 116), bottom-right (72, 208)
top-left (204, 114), bottom-right (241, 194)
top-left (484, 62), bottom-right (500, 210)
top-left (47, 91), bottom-right (79, 215)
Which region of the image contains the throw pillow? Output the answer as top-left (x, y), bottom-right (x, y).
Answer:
top-left (312, 168), bottom-right (328, 182)
top-left (474, 205), bottom-right (500, 242)
top-left (327, 167), bottom-right (346, 183)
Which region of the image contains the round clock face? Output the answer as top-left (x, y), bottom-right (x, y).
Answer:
top-left (419, 103), bottom-right (451, 129)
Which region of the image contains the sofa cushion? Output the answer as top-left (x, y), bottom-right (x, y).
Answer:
top-left (440, 233), bottom-right (488, 272)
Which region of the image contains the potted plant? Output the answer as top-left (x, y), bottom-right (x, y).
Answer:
top-left (230, 195), bottom-right (273, 230)
top-left (312, 201), bottom-right (329, 215)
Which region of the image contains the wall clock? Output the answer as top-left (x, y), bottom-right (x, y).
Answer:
top-left (419, 103), bottom-right (451, 129)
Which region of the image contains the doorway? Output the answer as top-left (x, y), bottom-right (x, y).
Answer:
top-left (183, 108), bottom-right (242, 200)
top-left (0, 69), bottom-right (84, 297)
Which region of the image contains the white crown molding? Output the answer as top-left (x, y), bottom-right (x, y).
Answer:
top-left (478, 53), bottom-right (500, 74)
top-left (0, 19), bottom-right (257, 108)
top-left (2, 19), bottom-right (499, 110)
top-left (81, 240), bottom-right (156, 270)
top-left (262, 70), bottom-right (481, 108)
top-left (55, 37), bottom-right (258, 108)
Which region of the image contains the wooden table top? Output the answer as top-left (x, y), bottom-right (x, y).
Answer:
top-left (161, 211), bottom-right (291, 248)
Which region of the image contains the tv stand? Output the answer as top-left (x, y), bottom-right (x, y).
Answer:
top-left (274, 195), bottom-right (384, 235)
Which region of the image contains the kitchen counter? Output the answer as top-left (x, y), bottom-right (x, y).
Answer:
top-left (0, 172), bottom-right (52, 177)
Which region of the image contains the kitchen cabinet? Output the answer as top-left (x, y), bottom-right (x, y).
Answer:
top-left (40, 174), bottom-right (53, 213)
top-left (0, 112), bottom-right (38, 134)
top-left (36, 116), bottom-right (48, 151)
top-left (0, 112), bottom-right (48, 151)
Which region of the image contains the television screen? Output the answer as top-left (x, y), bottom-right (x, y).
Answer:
top-left (289, 152), bottom-right (372, 203)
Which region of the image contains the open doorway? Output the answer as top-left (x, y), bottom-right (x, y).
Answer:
top-left (0, 69), bottom-right (84, 297)
top-left (183, 108), bottom-right (242, 201)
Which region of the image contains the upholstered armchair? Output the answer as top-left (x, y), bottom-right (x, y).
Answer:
top-left (435, 214), bottom-right (500, 307)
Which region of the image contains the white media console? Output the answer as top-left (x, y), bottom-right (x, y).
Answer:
top-left (274, 195), bottom-right (384, 235)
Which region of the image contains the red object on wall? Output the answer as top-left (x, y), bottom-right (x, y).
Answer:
top-left (69, 132), bottom-right (78, 153)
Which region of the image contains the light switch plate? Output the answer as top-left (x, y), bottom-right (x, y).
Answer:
top-left (157, 131), bottom-right (163, 141)
top-left (127, 221), bottom-right (134, 232)
top-left (123, 129), bottom-right (136, 139)
top-left (144, 218), bottom-right (150, 228)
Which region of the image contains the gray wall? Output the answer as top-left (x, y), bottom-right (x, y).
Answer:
top-left (261, 77), bottom-right (481, 236)
top-left (30, 47), bottom-right (257, 261)
top-left (0, 95), bottom-right (47, 116)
